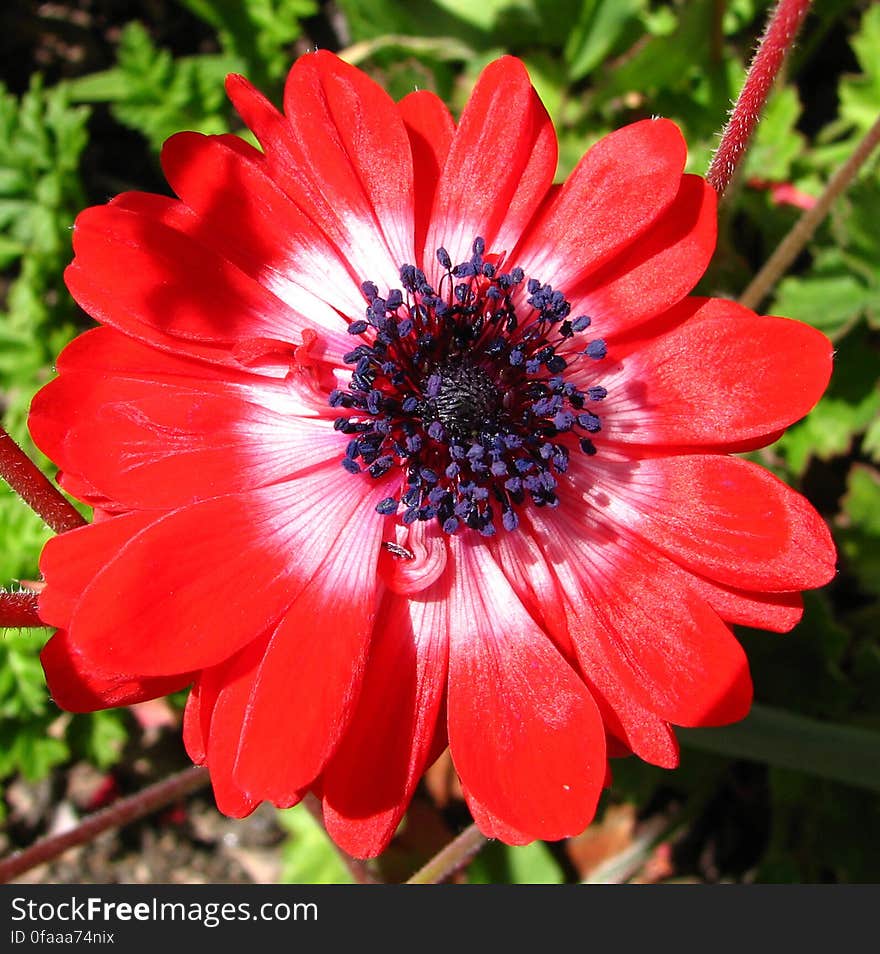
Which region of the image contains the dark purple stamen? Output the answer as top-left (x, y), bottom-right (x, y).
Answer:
top-left (331, 238), bottom-right (608, 536)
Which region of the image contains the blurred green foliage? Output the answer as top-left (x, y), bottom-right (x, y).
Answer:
top-left (66, 21), bottom-right (235, 151)
top-left (278, 803), bottom-right (355, 883)
top-left (1, 0), bottom-right (878, 882)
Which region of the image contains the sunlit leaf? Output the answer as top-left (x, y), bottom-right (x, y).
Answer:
top-left (679, 704), bottom-right (880, 793)
top-left (278, 804), bottom-right (355, 884)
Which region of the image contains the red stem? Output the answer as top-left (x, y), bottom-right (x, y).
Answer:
top-left (0, 427), bottom-right (85, 534)
top-left (405, 823), bottom-right (488, 884)
top-left (707, 0), bottom-right (812, 195)
top-left (0, 591), bottom-right (43, 628)
top-left (0, 766), bottom-right (210, 883)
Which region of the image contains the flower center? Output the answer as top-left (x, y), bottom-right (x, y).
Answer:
top-left (329, 238), bottom-right (608, 537)
top-left (424, 359), bottom-right (501, 438)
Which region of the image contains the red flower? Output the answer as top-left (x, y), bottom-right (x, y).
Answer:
top-left (29, 52), bottom-right (835, 857)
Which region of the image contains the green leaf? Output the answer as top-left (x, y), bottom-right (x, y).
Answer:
top-left (467, 838), bottom-right (565, 883)
top-left (0, 78), bottom-right (86, 412)
top-left (772, 265), bottom-right (877, 338)
top-left (504, 841), bottom-right (566, 883)
top-left (341, 34), bottom-right (475, 68)
top-left (743, 85), bottom-right (805, 182)
top-left (837, 5), bottom-right (880, 140)
top-left (862, 413), bottom-right (880, 463)
top-left (0, 76), bottom-right (88, 262)
top-left (179, 0), bottom-right (317, 87)
top-left (828, 180), bottom-right (880, 296)
top-left (278, 804), bottom-right (355, 883)
top-left (0, 630), bottom-right (51, 720)
top-left (740, 591), bottom-right (852, 720)
top-left (760, 771), bottom-right (880, 882)
top-left (67, 711), bottom-right (130, 771)
top-left (0, 719), bottom-right (68, 782)
top-left (838, 465), bottom-right (880, 597)
top-left (430, 0), bottom-right (524, 33)
top-left (564, 0), bottom-right (646, 82)
top-left (0, 235), bottom-right (24, 269)
top-left (842, 464), bottom-right (880, 535)
top-left (67, 22), bottom-right (235, 152)
top-left (679, 704), bottom-right (880, 793)
top-left (336, 0), bottom-right (421, 40)
top-left (336, 0), bottom-right (532, 48)
top-left (591, 0), bottom-right (713, 101)
top-left (773, 323), bottom-right (880, 475)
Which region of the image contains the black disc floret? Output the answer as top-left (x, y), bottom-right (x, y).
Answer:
top-left (329, 238), bottom-right (608, 536)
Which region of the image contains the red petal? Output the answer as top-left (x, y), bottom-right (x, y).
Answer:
top-left (446, 539), bottom-right (605, 841)
top-left (37, 511), bottom-right (160, 628)
top-left (43, 321), bottom-right (329, 407)
top-left (489, 527), bottom-right (570, 650)
top-left (33, 371), bottom-right (344, 510)
top-left (161, 132), bottom-right (368, 323)
top-left (201, 639), bottom-right (273, 817)
top-left (30, 325), bottom-right (335, 510)
top-left (424, 57), bottom-right (556, 275)
top-left (282, 51), bottom-right (415, 269)
top-left (226, 53), bottom-right (411, 292)
top-left (571, 175), bottom-right (716, 336)
top-left (681, 573), bottom-right (804, 633)
top-left (490, 86), bottom-right (558, 260)
top-left (41, 630), bottom-right (190, 713)
top-left (531, 507), bottom-right (754, 728)
top-left (65, 470), bottom-right (378, 677)
top-left (515, 118), bottom-right (687, 292)
top-left (462, 784), bottom-right (534, 846)
top-left (233, 491), bottom-right (386, 802)
top-left (378, 520), bottom-right (448, 595)
top-left (579, 671), bottom-right (680, 769)
top-left (54, 326), bottom-right (241, 381)
top-left (597, 299), bottom-right (834, 447)
top-left (54, 472), bottom-right (120, 515)
top-left (398, 90), bottom-right (456, 261)
top-left (577, 454), bottom-right (837, 592)
top-left (65, 204), bottom-right (336, 369)
top-left (182, 681), bottom-right (206, 765)
top-left (321, 579), bottom-right (450, 859)
top-left (424, 701), bottom-right (449, 770)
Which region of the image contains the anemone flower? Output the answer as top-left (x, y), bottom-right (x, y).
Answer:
top-left (29, 51), bottom-right (836, 858)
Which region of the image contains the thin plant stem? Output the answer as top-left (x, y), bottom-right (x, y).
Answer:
top-left (405, 823), bottom-right (488, 884)
top-left (0, 427), bottom-right (85, 534)
top-left (740, 111), bottom-right (880, 311)
top-left (707, 0), bottom-right (812, 195)
top-left (302, 792), bottom-right (382, 885)
top-left (582, 815), bottom-right (675, 884)
top-left (710, 0), bottom-right (727, 66)
top-left (0, 590), bottom-right (43, 628)
top-left (0, 766), bottom-right (210, 883)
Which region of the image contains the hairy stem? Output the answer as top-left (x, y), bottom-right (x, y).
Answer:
top-left (740, 110), bottom-right (880, 310)
top-left (0, 766), bottom-right (210, 883)
top-left (707, 0), bottom-right (812, 195)
top-left (405, 823), bottom-right (488, 884)
top-left (0, 427), bottom-right (85, 534)
top-left (0, 591), bottom-right (43, 628)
